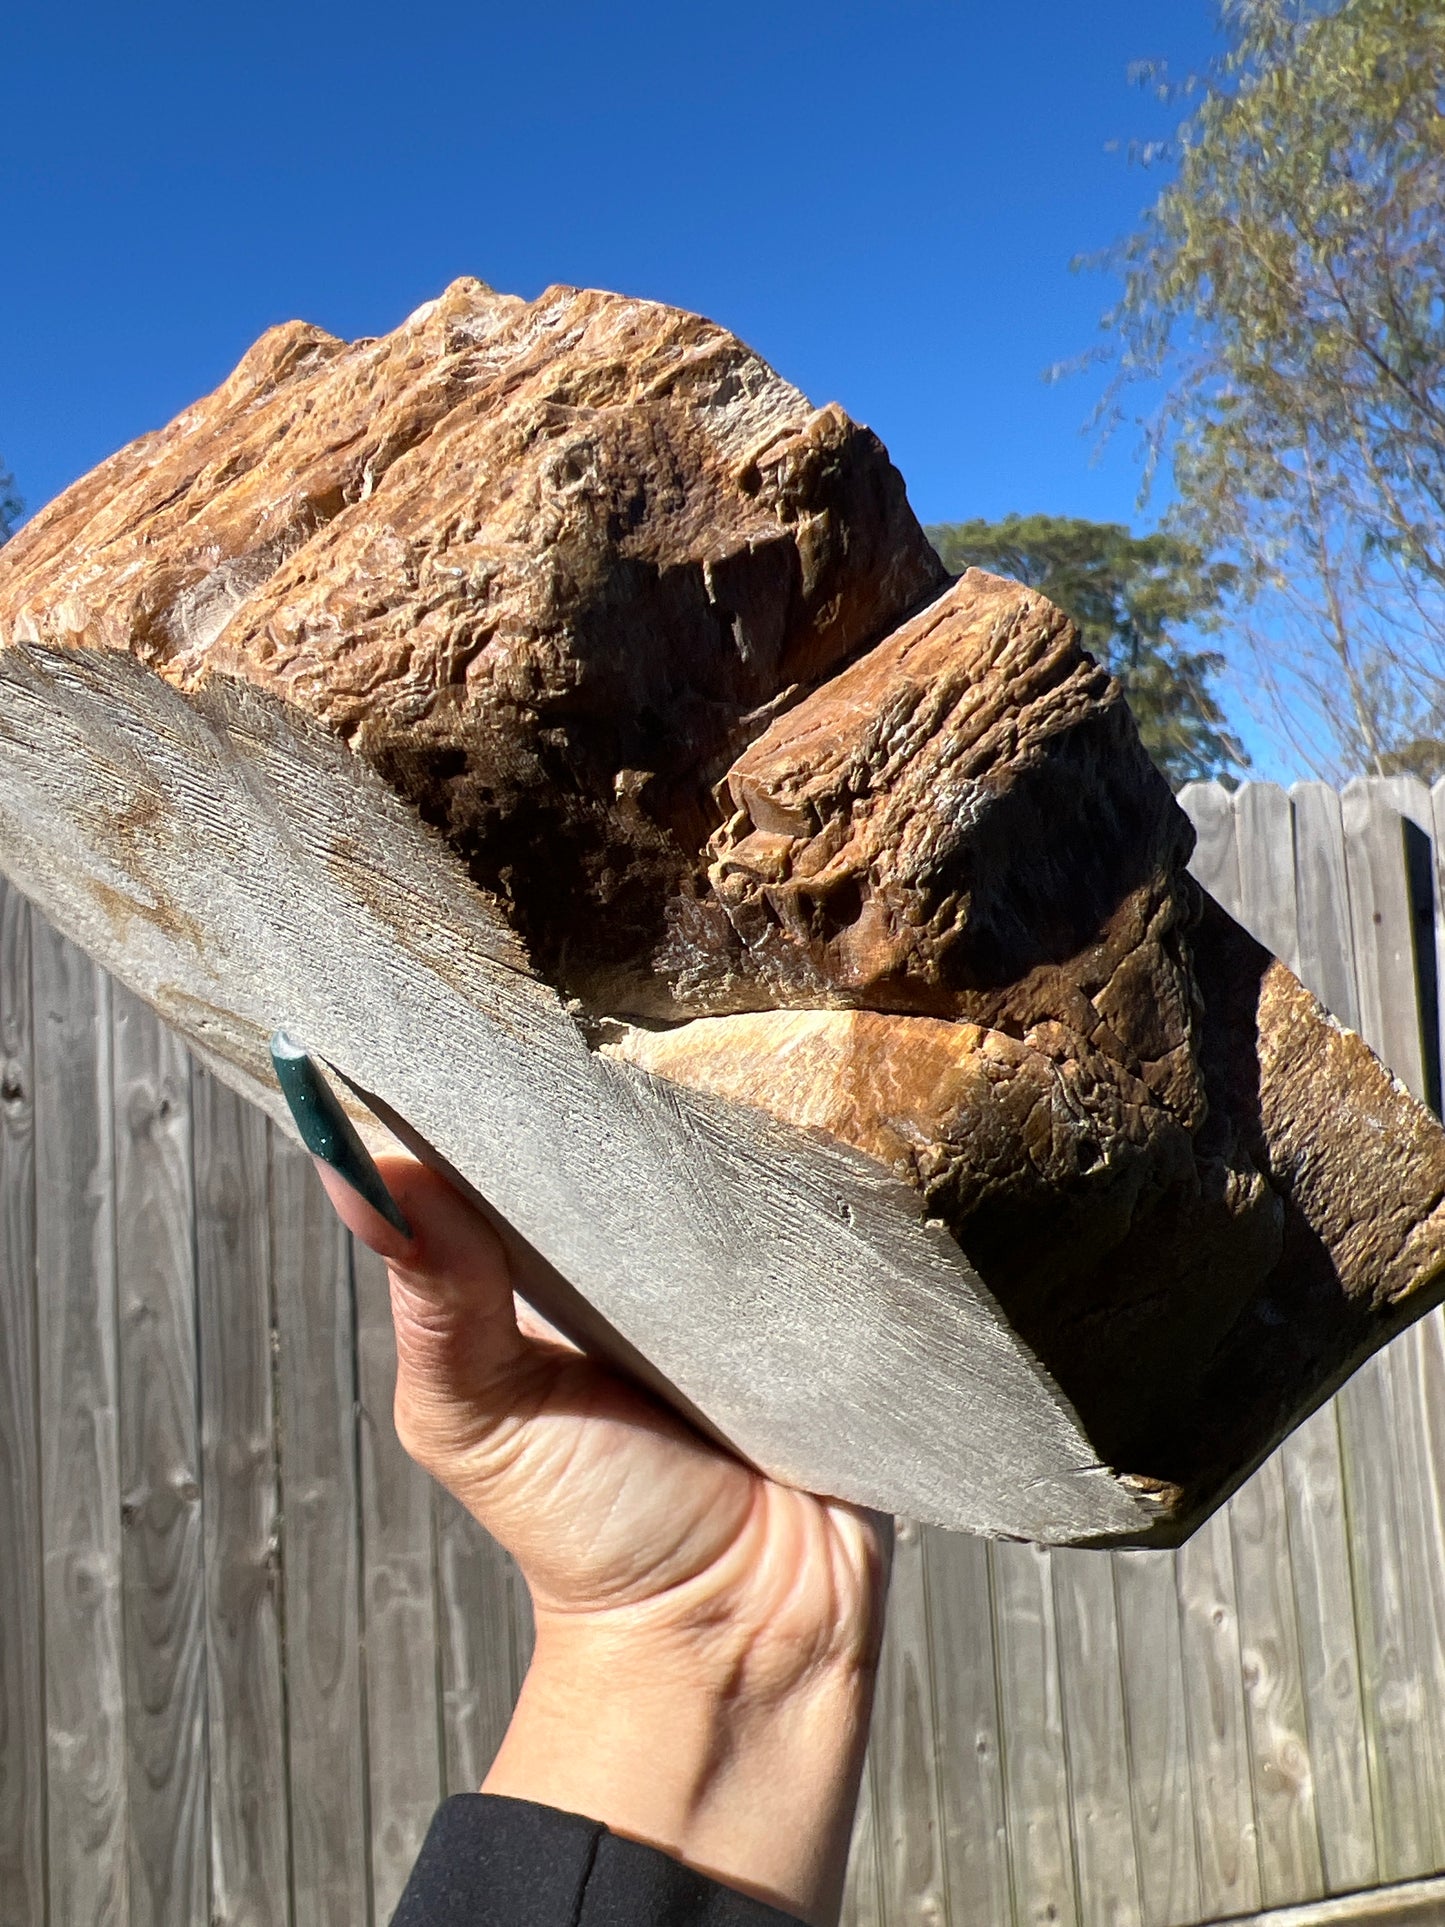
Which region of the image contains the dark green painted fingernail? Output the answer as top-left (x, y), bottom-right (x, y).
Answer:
top-left (269, 1031), bottom-right (413, 1238)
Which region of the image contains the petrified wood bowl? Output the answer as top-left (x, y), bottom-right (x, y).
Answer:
top-left (1, 279), bottom-right (1441, 1543)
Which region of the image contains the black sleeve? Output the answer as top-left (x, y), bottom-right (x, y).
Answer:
top-left (389, 1793), bottom-right (810, 1926)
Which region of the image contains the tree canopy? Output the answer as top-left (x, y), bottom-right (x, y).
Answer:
top-left (0, 461), bottom-right (18, 544)
top-left (929, 514), bottom-right (1247, 786)
top-left (1096, 0), bottom-right (1445, 780)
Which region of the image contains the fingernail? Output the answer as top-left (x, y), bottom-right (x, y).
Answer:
top-left (269, 1030), bottom-right (413, 1237)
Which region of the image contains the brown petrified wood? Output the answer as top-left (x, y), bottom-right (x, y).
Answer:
top-left (0, 276), bottom-right (1441, 1543)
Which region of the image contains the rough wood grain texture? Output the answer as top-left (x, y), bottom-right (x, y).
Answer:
top-left (1176, 1506), bottom-right (1261, 1919)
top-left (1112, 1549), bottom-right (1202, 1927)
top-left (4, 290), bottom-right (1445, 1542)
top-left (32, 924), bottom-right (129, 1927)
top-left (113, 985), bottom-right (208, 1925)
top-left (923, 1529), bottom-right (1012, 1927)
top-left (0, 882), bottom-right (44, 1926)
top-left (270, 1138), bottom-right (372, 1927)
top-left (0, 280), bottom-right (945, 1026)
top-left (354, 1239), bottom-right (444, 1920)
top-left (1051, 1547), bottom-right (1142, 1927)
top-left (194, 1079), bottom-right (291, 1924)
top-left (3, 780), bottom-right (1444, 1927)
top-left (991, 1542), bottom-right (1078, 1927)
top-left (870, 1519), bottom-right (948, 1926)
top-left (0, 638), bottom-right (1168, 1542)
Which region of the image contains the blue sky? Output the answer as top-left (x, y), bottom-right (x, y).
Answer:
top-left (3, 0), bottom-right (1223, 533)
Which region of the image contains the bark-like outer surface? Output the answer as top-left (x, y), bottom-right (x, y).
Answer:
top-left (2, 278), bottom-right (1443, 1530)
top-left (0, 277), bottom-right (944, 1017)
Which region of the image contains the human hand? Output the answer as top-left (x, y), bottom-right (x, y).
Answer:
top-left (314, 1150), bottom-right (892, 1927)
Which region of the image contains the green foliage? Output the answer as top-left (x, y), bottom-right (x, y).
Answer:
top-left (1095, 0), bottom-right (1445, 778)
top-left (928, 513), bottom-right (1247, 786)
top-left (0, 460), bottom-right (18, 543)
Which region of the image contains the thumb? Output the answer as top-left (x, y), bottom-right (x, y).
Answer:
top-left (313, 1152), bottom-right (537, 1475)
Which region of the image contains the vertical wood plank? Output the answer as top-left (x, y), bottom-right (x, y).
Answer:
top-left (32, 922), bottom-right (128, 1927)
top-left (992, 1541), bottom-right (1078, 1927)
top-left (1234, 782), bottom-right (1301, 969)
top-left (1280, 1403), bottom-right (1376, 1895)
top-left (839, 1741), bottom-right (884, 1927)
top-left (270, 1137), bottom-right (371, 1926)
top-left (1336, 779), bottom-right (1445, 1879)
top-left (1335, 1344), bottom-right (1438, 1879)
top-left (1287, 1395), bottom-right (1379, 1888)
top-left (353, 1240), bottom-right (444, 1922)
top-left (435, 1492), bottom-right (528, 1794)
top-left (113, 987), bottom-right (207, 1924)
top-left (1113, 1550), bottom-right (1200, 1927)
top-left (1290, 784), bottom-right (1361, 1039)
top-left (1176, 1508), bottom-right (1260, 1918)
top-left (1231, 785), bottom-right (1326, 1905)
top-left (194, 1076), bottom-right (290, 1925)
top-left (1367, 761), bottom-right (1445, 1865)
top-left (1051, 1548), bottom-right (1142, 1927)
top-left (1341, 779), bottom-right (1429, 1101)
top-left (1380, 775), bottom-right (1442, 1117)
top-left (1285, 785), bottom-right (1378, 1894)
top-left (1433, 780), bottom-right (1445, 1108)
top-left (925, 1529), bottom-right (1011, 1927)
top-left (870, 1519), bottom-right (948, 1925)
top-left (1178, 779), bottom-right (1241, 907)
top-left (0, 884), bottom-right (44, 1926)
top-left (1228, 1456), bottom-right (1323, 1905)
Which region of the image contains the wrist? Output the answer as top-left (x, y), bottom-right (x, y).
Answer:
top-left (482, 1611), bottom-right (879, 1926)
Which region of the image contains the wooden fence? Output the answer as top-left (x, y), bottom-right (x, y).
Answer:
top-left (0, 776), bottom-right (1443, 1927)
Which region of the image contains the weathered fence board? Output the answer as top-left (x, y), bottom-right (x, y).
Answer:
top-left (1338, 780), bottom-right (1445, 1881)
top-left (924, 1523), bottom-right (1012, 1927)
top-left (270, 1135), bottom-right (372, 1927)
top-left (194, 1078), bottom-right (290, 1926)
top-left (1113, 1549), bottom-right (1202, 1927)
top-left (841, 1746), bottom-right (886, 1927)
top-left (993, 1540), bottom-right (1079, 1927)
top-left (1176, 1506), bottom-right (1261, 1918)
top-left (434, 1492), bottom-right (529, 1797)
top-left (113, 986), bottom-right (207, 1926)
top-left (870, 1518), bottom-right (949, 1926)
top-left (354, 1240), bottom-right (444, 1922)
top-left (1053, 1547), bottom-right (1143, 1927)
top-left (0, 883), bottom-right (43, 1926)
top-left (2, 775), bottom-right (1444, 1927)
top-left (34, 928), bottom-right (129, 1927)
top-left (1284, 784), bottom-right (1378, 1896)
top-left (1224, 783), bottom-right (1324, 1905)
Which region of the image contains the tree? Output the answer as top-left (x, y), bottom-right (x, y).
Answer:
top-left (929, 513), bottom-right (1247, 785)
top-left (0, 460), bottom-right (18, 543)
top-left (1095, 0), bottom-right (1445, 780)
